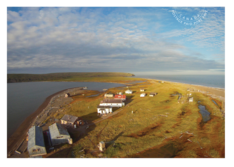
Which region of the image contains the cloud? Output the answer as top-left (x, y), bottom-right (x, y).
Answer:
top-left (7, 7), bottom-right (225, 74)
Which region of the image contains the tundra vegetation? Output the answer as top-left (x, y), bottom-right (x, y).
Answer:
top-left (7, 72), bottom-right (139, 84)
top-left (44, 79), bottom-right (224, 158)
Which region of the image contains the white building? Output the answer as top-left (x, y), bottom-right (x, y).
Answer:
top-left (99, 99), bottom-right (125, 107)
top-left (97, 106), bottom-right (112, 115)
top-left (140, 93), bottom-right (146, 97)
top-left (149, 93), bottom-right (157, 97)
top-left (125, 90), bottom-right (132, 94)
top-left (189, 97), bottom-right (193, 102)
top-left (98, 141), bottom-right (105, 152)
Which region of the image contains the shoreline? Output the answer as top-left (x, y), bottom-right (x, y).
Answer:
top-left (136, 76), bottom-right (225, 90)
top-left (7, 87), bottom-right (83, 156)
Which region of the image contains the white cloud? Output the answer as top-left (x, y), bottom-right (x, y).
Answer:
top-left (7, 7), bottom-right (224, 73)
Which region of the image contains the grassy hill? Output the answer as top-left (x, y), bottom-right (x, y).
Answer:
top-left (7, 72), bottom-right (138, 83)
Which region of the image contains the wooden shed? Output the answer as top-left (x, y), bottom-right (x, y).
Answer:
top-left (189, 97), bottom-right (193, 102)
top-left (61, 114), bottom-right (78, 126)
top-left (65, 93), bottom-right (70, 98)
top-left (104, 93), bottom-right (114, 98)
top-left (125, 90), bottom-right (132, 94)
top-left (140, 88), bottom-right (145, 92)
top-left (149, 93), bottom-right (157, 97)
top-left (97, 106), bottom-right (113, 115)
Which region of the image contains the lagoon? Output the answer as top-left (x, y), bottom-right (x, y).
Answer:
top-left (7, 82), bottom-right (124, 138)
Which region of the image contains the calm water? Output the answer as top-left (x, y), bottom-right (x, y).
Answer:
top-left (135, 75), bottom-right (225, 88)
top-left (7, 82), bottom-right (124, 138)
top-left (198, 105), bottom-right (211, 123)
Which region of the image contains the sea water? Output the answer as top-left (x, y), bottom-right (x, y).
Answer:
top-left (134, 74), bottom-right (225, 88)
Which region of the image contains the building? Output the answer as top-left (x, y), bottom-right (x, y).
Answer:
top-left (49, 123), bottom-right (73, 146)
top-left (65, 93), bottom-right (70, 98)
top-left (27, 126), bottom-right (47, 157)
top-left (104, 93), bottom-right (114, 98)
top-left (125, 90), bottom-right (132, 94)
top-left (140, 93), bottom-right (146, 97)
top-left (97, 106), bottom-right (112, 115)
top-left (114, 94), bottom-right (126, 101)
top-left (99, 99), bottom-right (125, 107)
top-left (61, 114), bottom-right (78, 126)
top-left (149, 93), bottom-right (157, 97)
top-left (140, 88), bottom-right (145, 92)
top-left (98, 141), bottom-right (105, 152)
top-left (189, 97), bottom-right (193, 102)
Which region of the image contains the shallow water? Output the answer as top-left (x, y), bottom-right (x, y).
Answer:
top-left (212, 100), bottom-right (218, 106)
top-left (198, 105), bottom-right (211, 122)
top-left (87, 93), bottom-right (101, 97)
top-left (7, 82), bottom-right (124, 137)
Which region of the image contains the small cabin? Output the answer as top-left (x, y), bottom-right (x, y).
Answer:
top-left (149, 93), bottom-right (157, 97)
top-left (189, 97), bottom-right (193, 102)
top-left (61, 114), bottom-right (78, 126)
top-left (104, 93), bottom-right (114, 98)
top-left (140, 88), bottom-right (145, 92)
top-left (97, 106), bottom-right (112, 115)
top-left (140, 93), bottom-right (146, 97)
top-left (65, 93), bottom-right (70, 98)
top-left (125, 90), bottom-right (132, 94)
top-left (114, 95), bottom-right (126, 101)
top-left (98, 141), bottom-right (105, 152)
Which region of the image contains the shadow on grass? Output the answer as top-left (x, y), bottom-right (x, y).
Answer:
top-left (106, 131), bottom-right (124, 148)
top-left (125, 95), bottom-right (134, 105)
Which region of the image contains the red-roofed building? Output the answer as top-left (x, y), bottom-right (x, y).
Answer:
top-left (114, 95), bottom-right (126, 101)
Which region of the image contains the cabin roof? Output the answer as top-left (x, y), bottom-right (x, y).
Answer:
top-left (97, 105), bottom-right (112, 108)
top-left (100, 99), bottom-right (123, 103)
top-left (49, 123), bottom-right (70, 139)
top-left (28, 126), bottom-right (46, 150)
top-left (61, 114), bottom-right (78, 123)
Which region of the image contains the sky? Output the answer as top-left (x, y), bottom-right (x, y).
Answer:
top-left (7, 7), bottom-right (225, 75)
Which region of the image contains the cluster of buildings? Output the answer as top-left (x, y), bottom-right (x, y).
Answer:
top-left (97, 88), bottom-right (158, 115)
top-left (27, 114), bottom-right (82, 157)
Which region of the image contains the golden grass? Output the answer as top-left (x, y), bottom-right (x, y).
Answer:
top-left (48, 79), bottom-right (225, 158)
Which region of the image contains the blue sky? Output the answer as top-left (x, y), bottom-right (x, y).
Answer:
top-left (7, 7), bottom-right (225, 75)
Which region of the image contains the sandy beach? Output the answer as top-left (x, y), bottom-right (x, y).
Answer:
top-left (7, 87), bottom-right (84, 156)
top-left (7, 79), bottom-right (225, 157)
